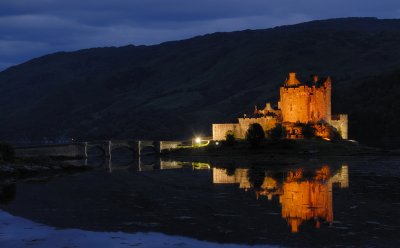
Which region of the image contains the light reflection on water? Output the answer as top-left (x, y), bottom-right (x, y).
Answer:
top-left (212, 165), bottom-right (349, 233)
top-left (1, 160), bottom-right (349, 234)
top-left (1, 158), bottom-right (400, 247)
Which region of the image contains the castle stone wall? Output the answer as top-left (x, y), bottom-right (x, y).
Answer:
top-left (212, 116), bottom-right (278, 141)
top-left (311, 83), bottom-right (331, 122)
top-left (325, 81), bottom-right (332, 121)
top-left (280, 86), bottom-right (311, 123)
top-left (330, 114), bottom-right (348, 139)
top-left (238, 116), bottom-right (278, 138)
top-left (212, 123), bottom-right (241, 140)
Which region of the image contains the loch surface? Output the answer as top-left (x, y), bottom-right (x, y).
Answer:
top-left (1, 157), bottom-right (400, 247)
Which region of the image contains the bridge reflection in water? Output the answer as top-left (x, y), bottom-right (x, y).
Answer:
top-left (213, 165), bottom-right (349, 233)
top-left (84, 158), bottom-right (209, 173)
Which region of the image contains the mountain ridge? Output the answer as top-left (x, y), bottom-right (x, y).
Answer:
top-left (1, 17), bottom-right (400, 148)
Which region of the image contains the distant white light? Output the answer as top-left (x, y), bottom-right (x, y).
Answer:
top-left (195, 137), bottom-right (201, 144)
top-left (215, 141), bottom-right (219, 145)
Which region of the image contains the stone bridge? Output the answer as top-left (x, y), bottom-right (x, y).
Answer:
top-left (15, 140), bottom-right (186, 158)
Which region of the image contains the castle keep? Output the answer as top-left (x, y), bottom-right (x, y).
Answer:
top-left (212, 73), bottom-right (348, 140)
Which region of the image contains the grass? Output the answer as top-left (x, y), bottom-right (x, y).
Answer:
top-left (162, 138), bottom-right (382, 158)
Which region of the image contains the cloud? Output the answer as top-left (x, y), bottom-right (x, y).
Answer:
top-left (0, 0), bottom-right (399, 70)
top-left (0, 39), bottom-right (49, 56)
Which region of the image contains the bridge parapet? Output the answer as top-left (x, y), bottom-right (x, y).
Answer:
top-left (86, 140), bottom-right (156, 158)
top-left (159, 141), bottom-right (185, 152)
top-left (15, 139), bottom-right (186, 158)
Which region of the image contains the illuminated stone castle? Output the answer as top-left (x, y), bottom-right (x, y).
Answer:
top-left (212, 72), bottom-right (348, 140)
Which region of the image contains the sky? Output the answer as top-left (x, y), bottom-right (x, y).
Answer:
top-left (0, 0), bottom-right (399, 71)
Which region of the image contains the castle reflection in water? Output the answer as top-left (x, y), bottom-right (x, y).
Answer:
top-left (212, 165), bottom-right (349, 233)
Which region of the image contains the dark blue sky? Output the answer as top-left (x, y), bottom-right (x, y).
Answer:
top-left (1, 0), bottom-right (399, 71)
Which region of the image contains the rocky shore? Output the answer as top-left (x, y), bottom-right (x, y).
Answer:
top-left (0, 157), bottom-right (91, 180)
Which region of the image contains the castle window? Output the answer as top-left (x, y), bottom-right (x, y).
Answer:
top-left (290, 104), bottom-right (292, 111)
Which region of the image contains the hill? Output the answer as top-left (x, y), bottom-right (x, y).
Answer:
top-left (0, 17), bottom-right (399, 148)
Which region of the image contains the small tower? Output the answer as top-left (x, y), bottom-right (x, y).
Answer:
top-left (285, 72), bottom-right (301, 86)
top-left (254, 105), bottom-right (259, 115)
top-left (312, 75), bottom-right (319, 84)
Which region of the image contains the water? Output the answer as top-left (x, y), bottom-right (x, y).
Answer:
top-left (1, 157), bottom-right (400, 247)
top-left (0, 210), bottom-right (277, 248)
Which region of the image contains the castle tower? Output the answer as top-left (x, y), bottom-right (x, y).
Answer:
top-left (280, 73), bottom-right (311, 123)
top-left (309, 77), bottom-right (331, 123)
top-left (279, 73), bottom-right (331, 124)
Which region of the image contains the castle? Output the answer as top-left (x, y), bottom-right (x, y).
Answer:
top-left (212, 72), bottom-right (348, 140)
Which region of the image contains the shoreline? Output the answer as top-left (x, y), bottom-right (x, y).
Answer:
top-left (2, 139), bottom-right (398, 182)
top-left (161, 153), bottom-right (400, 169)
top-left (0, 157), bottom-right (92, 183)
top-left (161, 139), bottom-right (400, 164)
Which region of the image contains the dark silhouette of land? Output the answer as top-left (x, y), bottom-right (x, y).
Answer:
top-left (0, 17), bottom-right (399, 148)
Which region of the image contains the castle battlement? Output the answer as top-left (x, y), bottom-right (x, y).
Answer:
top-left (331, 114), bottom-right (348, 121)
top-left (281, 86), bottom-right (312, 93)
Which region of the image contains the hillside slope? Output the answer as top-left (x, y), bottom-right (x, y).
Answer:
top-left (0, 17), bottom-right (399, 148)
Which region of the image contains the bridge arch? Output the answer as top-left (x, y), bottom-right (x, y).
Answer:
top-left (140, 145), bottom-right (158, 155)
top-left (86, 145), bottom-right (107, 157)
top-left (110, 145), bottom-right (137, 160)
top-left (84, 140), bottom-right (163, 159)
